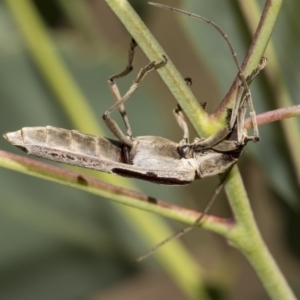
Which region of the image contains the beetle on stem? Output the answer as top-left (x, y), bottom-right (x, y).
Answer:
top-left (4, 3), bottom-right (267, 261)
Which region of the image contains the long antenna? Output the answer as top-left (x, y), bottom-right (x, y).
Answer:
top-left (136, 178), bottom-right (226, 262)
top-left (148, 2), bottom-right (245, 78)
top-left (148, 3), bottom-right (263, 143)
top-left (148, 1), bottom-right (255, 125)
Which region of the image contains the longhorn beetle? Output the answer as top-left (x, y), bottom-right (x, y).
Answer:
top-left (4, 3), bottom-right (267, 261)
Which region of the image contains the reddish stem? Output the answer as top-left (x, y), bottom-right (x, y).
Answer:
top-left (244, 105), bottom-right (300, 129)
top-left (0, 150), bottom-right (232, 226)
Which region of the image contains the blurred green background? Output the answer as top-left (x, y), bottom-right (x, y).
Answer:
top-left (0, 0), bottom-right (300, 299)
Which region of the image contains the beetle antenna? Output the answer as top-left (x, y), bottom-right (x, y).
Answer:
top-left (148, 2), bottom-right (259, 138)
top-left (148, 2), bottom-right (245, 80)
top-left (147, 3), bottom-right (258, 132)
top-left (135, 178), bottom-right (226, 262)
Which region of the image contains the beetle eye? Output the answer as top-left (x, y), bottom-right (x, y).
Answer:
top-left (178, 145), bottom-right (190, 158)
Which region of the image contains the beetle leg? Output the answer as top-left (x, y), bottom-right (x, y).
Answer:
top-left (192, 57), bottom-right (268, 150)
top-left (105, 38), bottom-right (137, 140)
top-left (173, 77), bottom-right (207, 145)
top-left (240, 57), bottom-right (268, 142)
top-left (103, 46), bottom-right (167, 139)
top-left (173, 105), bottom-right (190, 144)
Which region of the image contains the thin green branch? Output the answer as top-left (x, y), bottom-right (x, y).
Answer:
top-left (238, 0), bottom-right (300, 184)
top-left (217, 0), bottom-right (283, 115)
top-left (224, 167), bottom-right (296, 300)
top-left (222, 0), bottom-right (295, 298)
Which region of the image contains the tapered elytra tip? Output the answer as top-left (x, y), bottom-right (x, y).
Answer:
top-left (2, 130), bottom-right (21, 145)
top-left (3, 133), bottom-right (8, 140)
top-left (3, 132), bottom-right (15, 142)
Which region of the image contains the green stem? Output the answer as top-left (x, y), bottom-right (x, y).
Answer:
top-left (238, 0), bottom-right (300, 184)
top-left (217, 0), bottom-right (283, 115)
top-left (106, 0), bottom-right (295, 299)
top-left (224, 167), bottom-right (295, 299)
